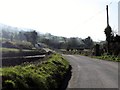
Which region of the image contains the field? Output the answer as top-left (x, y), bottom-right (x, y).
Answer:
top-left (1, 47), bottom-right (46, 57)
top-left (0, 47), bottom-right (34, 53)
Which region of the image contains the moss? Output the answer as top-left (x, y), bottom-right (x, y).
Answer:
top-left (4, 80), bottom-right (16, 88)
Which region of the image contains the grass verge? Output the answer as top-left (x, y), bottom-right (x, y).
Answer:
top-left (92, 55), bottom-right (120, 62)
top-left (1, 54), bottom-right (70, 90)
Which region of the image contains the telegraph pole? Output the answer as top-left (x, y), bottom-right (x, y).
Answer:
top-left (106, 5), bottom-right (109, 26)
top-left (104, 5), bottom-right (112, 55)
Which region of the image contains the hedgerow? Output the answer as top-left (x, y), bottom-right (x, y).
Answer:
top-left (1, 54), bottom-right (70, 90)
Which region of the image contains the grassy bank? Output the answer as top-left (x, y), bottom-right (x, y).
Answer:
top-left (92, 55), bottom-right (120, 62)
top-left (1, 54), bottom-right (70, 90)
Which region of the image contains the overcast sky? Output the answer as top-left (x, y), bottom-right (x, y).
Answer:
top-left (0, 0), bottom-right (119, 41)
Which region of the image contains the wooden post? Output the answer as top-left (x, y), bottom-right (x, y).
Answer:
top-left (104, 5), bottom-right (112, 55)
top-left (95, 44), bottom-right (100, 56)
top-left (106, 5), bottom-right (109, 26)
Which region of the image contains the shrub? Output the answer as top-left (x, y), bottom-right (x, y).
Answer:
top-left (93, 55), bottom-right (120, 62)
top-left (1, 54), bottom-right (70, 90)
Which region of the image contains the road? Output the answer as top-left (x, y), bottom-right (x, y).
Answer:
top-left (63, 55), bottom-right (119, 88)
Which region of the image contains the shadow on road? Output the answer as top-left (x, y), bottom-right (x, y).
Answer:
top-left (60, 65), bottom-right (72, 90)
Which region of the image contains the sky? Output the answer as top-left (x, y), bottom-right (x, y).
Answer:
top-left (0, 0), bottom-right (119, 41)
top-left (119, 1), bottom-right (120, 35)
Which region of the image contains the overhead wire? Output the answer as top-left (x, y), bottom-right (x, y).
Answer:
top-left (80, 1), bottom-right (113, 25)
top-left (74, 1), bottom-right (114, 41)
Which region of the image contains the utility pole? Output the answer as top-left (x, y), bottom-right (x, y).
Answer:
top-left (106, 5), bottom-right (109, 26)
top-left (104, 5), bottom-right (112, 55)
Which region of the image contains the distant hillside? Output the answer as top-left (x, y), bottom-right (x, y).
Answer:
top-left (0, 23), bottom-right (95, 49)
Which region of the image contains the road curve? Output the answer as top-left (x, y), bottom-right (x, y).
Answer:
top-left (63, 55), bottom-right (118, 88)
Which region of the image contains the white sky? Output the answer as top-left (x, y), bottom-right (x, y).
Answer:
top-left (0, 0), bottom-right (119, 41)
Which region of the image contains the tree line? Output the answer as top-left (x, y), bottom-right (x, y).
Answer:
top-left (1, 26), bottom-right (94, 50)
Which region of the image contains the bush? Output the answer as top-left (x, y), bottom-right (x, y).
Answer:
top-left (93, 55), bottom-right (120, 62)
top-left (1, 54), bottom-right (70, 90)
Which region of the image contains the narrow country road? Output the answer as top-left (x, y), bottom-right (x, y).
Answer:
top-left (63, 55), bottom-right (118, 88)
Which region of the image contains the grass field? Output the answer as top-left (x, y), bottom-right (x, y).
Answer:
top-left (0, 47), bottom-right (19, 52)
top-left (1, 47), bottom-right (47, 58)
top-left (0, 47), bottom-right (32, 52)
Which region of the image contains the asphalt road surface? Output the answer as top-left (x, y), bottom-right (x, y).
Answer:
top-left (63, 55), bottom-right (119, 89)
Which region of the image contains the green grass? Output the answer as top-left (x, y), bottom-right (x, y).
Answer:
top-left (92, 55), bottom-right (120, 62)
top-left (0, 47), bottom-right (32, 52)
top-left (0, 47), bottom-right (19, 52)
top-left (1, 54), bottom-right (70, 90)
top-left (1, 47), bottom-right (46, 57)
top-left (0, 38), bottom-right (8, 42)
top-left (1, 40), bottom-right (34, 50)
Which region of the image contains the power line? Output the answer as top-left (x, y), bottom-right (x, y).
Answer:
top-left (73, 1), bottom-right (114, 31)
top-left (82, 9), bottom-right (105, 25)
top-left (81, 1), bottom-right (113, 25)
